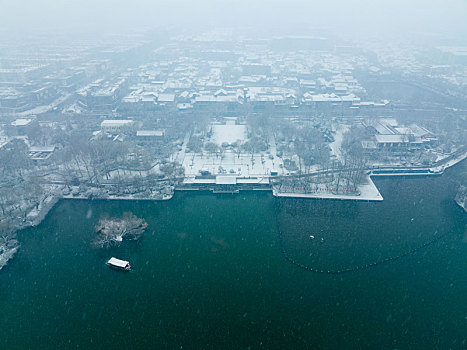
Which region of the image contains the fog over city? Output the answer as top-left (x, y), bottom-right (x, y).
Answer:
top-left (2, 0), bottom-right (467, 39)
top-left (0, 1), bottom-right (466, 349)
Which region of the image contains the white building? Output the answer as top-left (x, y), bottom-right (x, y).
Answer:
top-left (101, 120), bottom-right (134, 133)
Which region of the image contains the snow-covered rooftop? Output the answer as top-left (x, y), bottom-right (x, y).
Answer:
top-left (375, 134), bottom-right (406, 143)
top-left (216, 175), bottom-right (237, 185)
top-left (136, 130), bottom-right (164, 137)
top-left (107, 257), bottom-right (129, 268)
top-left (101, 120), bottom-right (134, 127)
top-left (11, 118), bottom-right (34, 127)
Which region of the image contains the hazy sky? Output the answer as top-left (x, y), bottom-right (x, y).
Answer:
top-left (1, 0), bottom-right (467, 41)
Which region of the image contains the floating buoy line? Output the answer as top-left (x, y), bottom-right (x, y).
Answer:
top-left (278, 230), bottom-right (448, 275)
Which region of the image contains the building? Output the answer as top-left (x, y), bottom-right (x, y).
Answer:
top-left (135, 130), bottom-right (165, 142)
top-left (28, 146), bottom-right (56, 162)
top-left (11, 118), bottom-right (35, 135)
top-left (101, 120), bottom-right (134, 133)
top-left (369, 120), bottom-right (437, 151)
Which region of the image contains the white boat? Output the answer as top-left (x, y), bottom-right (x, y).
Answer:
top-left (106, 257), bottom-right (131, 271)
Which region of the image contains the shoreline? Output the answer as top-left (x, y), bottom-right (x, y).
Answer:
top-left (61, 194), bottom-right (174, 201)
top-left (272, 175), bottom-right (383, 201)
top-left (272, 150), bottom-right (466, 200)
top-left (14, 153), bottom-right (467, 232)
top-left (1, 156), bottom-right (464, 271)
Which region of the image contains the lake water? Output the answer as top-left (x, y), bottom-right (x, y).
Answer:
top-left (1, 164), bottom-right (466, 349)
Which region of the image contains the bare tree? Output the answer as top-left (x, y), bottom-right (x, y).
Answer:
top-left (0, 223), bottom-right (19, 271)
top-left (92, 212), bottom-right (147, 248)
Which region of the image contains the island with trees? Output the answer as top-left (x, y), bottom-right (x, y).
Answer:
top-left (92, 212), bottom-right (148, 248)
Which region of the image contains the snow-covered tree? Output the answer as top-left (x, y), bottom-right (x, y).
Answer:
top-left (92, 212), bottom-right (147, 248)
top-left (0, 227), bottom-right (19, 271)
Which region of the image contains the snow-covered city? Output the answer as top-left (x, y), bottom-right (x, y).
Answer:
top-left (1, 27), bottom-right (467, 270)
top-left (1, 1), bottom-right (467, 349)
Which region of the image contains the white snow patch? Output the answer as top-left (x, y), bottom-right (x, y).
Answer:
top-left (211, 124), bottom-right (247, 146)
top-left (329, 124), bottom-right (349, 164)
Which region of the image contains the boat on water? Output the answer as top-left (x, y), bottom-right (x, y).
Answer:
top-left (106, 257), bottom-right (131, 271)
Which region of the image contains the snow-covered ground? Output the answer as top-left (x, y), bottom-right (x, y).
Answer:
top-left (12, 93), bottom-right (72, 117)
top-left (178, 121), bottom-right (285, 178)
top-left (174, 131), bottom-right (191, 164)
top-left (0, 241), bottom-right (19, 271)
top-left (183, 150), bottom-right (285, 177)
top-left (211, 123), bottom-right (246, 145)
top-left (268, 129), bottom-right (278, 158)
top-left (431, 150), bottom-right (467, 172)
top-left (434, 153), bottom-right (450, 163)
top-left (26, 186), bottom-right (62, 225)
top-left (274, 175), bottom-right (383, 201)
top-left (62, 102), bottom-right (84, 115)
top-left (329, 124), bottom-right (349, 164)
top-left (107, 166), bottom-right (161, 180)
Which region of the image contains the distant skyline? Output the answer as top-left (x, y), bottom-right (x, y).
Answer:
top-left (1, 0), bottom-right (467, 42)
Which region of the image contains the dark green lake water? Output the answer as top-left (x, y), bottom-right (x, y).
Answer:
top-left (1, 164), bottom-right (466, 349)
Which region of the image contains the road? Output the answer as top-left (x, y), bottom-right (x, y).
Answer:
top-left (174, 131), bottom-right (191, 164)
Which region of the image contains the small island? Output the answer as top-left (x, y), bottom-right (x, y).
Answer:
top-left (92, 212), bottom-right (147, 248)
